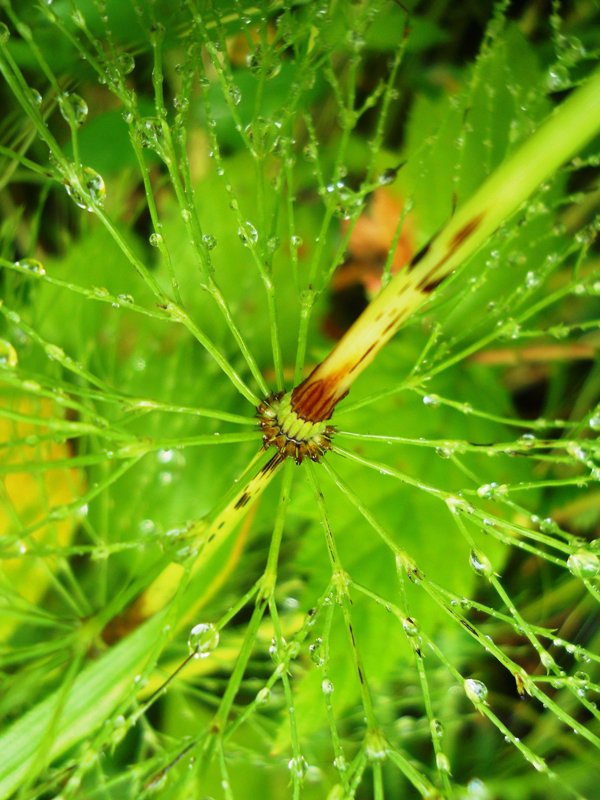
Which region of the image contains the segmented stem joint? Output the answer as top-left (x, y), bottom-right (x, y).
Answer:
top-left (257, 391), bottom-right (335, 464)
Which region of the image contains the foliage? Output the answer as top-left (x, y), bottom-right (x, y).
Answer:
top-left (0, 1), bottom-right (599, 798)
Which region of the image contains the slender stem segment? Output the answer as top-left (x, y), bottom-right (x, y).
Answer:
top-left (290, 69), bottom-right (600, 422)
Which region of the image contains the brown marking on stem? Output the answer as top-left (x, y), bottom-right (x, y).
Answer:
top-left (348, 342), bottom-right (378, 374)
top-left (260, 451), bottom-right (285, 476)
top-left (291, 370), bottom-right (347, 422)
top-left (407, 238), bottom-right (432, 270)
top-left (382, 314), bottom-right (402, 334)
top-left (416, 273), bottom-right (445, 294)
top-left (460, 618), bottom-right (478, 636)
top-left (450, 212), bottom-right (485, 250)
top-left (234, 491), bottom-right (252, 509)
top-left (415, 212), bottom-right (487, 280)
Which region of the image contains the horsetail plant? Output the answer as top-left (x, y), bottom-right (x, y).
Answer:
top-left (0, 2), bottom-right (600, 799)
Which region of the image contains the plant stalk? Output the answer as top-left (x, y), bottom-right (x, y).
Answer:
top-left (290, 68), bottom-right (600, 422)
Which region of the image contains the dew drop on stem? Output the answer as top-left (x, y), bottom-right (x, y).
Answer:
top-left (464, 678), bottom-right (488, 705)
top-left (65, 167), bottom-right (106, 211)
top-left (238, 221), bottom-right (258, 246)
top-left (567, 550), bottom-right (600, 579)
top-left (469, 549), bottom-right (493, 578)
top-left (187, 622), bottom-right (219, 658)
top-left (202, 233), bottom-right (217, 250)
top-left (0, 340), bottom-right (18, 368)
top-left (288, 755), bottom-right (308, 780)
top-left (15, 258), bottom-right (45, 276)
top-left (59, 93), bottom-right (88, 126)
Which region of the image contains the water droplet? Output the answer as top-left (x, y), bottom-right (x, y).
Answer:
top-left (303, 143), bottom-right (317, 162)
top-left (402, 616), bottom-right (419, 637)
top-left (525, 271), bottom-right (541, 289)
top-left (149, 232), bottom-right (162, 247)
top-left (59, 92), bottom-right (88, 126)
top-left (30, 88), bottom-right (42, 106)
top-left (333, 755), bottom-right (347, 772)
top-left (238, 221), bottom-right (258, 246)
top-left (65, 167), bottom-right (106, 211)
top-left (136, 117), bottom-right (164, 152)
top-left (423, 394), bottom-right (440, 408)
top-left (138, 518), bottom-right (157, 537)
top-left (309, 638), bottom-right (323, 666)
top-left (567, 550), bottom-right (600, 579)
top-left (539, 517), bottom-right (559, 534)
top-left (464, 678), bottom-right (488, 705)
top-left (430, 718), bottom-right (444, 738)
top-left (436, 753), bottom-right (451, 773)
top-left (540, 651), bottom-right (554, 670)
top-left (446, 496), bottom-right (474, 515)
top-left (589, 413), bottom-right (600, 431)
top-left (255, 687), bottom-right (271, 705)
top-left (187, 622), bottom-right (219, 659)
top-left (15, 258), bottom-right (45, 276)
top-left (228, 84), bottom-right (242, 106)
top-left (0, 340), bottom-right (18, 368)
top-left (518, 433), bottom-right (536, 449)
top-left (202, 233), bottom-right (217, 250)
top-left (546, 64), bottom-right (570, 91)
top-left (321, 679), bottom-right (334, 695)
top-left (118, 52), bottom-right (135, 75)
top-left (287, 755), bottom-right (308, 780)
top-left (378, 167), bottom-right (397, 186)
top-left (469, 549), bottom-right (493, 578)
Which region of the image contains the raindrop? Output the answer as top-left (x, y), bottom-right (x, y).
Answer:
top-left (287, 755), bottom-right (308, 780)
top-left (333, 755), bottom-right (347, 772)
top-left (321, 679), bottom-right (334, 695)
top-left (309, 638), bottom-right (323, 666)
top-left (30, 88), bottom-right (42, 106)
top-left (430, 718), bottom-right (444, 738)
top-left (255, 687), bottom-right (271, 705)
top-left (149, 232), bottom-right (162, 247)
top-left (187, 622), bottom-right (219, 659)
top-left (202, 233), bottom-right (217, 250)
top-left (422, 394), bottom-right (440, 408)
top-left (15, 258), bottom-right (45, 276)
top-left (228, 84), bottom-right (242, 106)
top-left (118, 52), bottom-right (135, 75)
top-left (464, 678), bottom-right (488, 705)
top-left (59, 92), bottom-right (88, 126)
top-left (567, 550), bottom-right (600, 579)
top-left (589, 413), bottom-right (600, 431)
top-left (238, 221), bottom-right (258, 246)
top-left (436, 753), bottom-right (451, 773)
top-left (65, 167), bottom-right (106, 211)
top-left (469, 549), bottom-right (493, 578)
top-left (136, 117), bottom-right (164, 151)
top-left (525, 271), bottom-right (541, 289)
top-left (546, 64), bottom-right (570, 91)
top-left (540, 652), bottom-right (554, 670)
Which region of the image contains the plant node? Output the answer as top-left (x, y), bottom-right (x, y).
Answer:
top-left (257, 391), bottom-right (335, 464)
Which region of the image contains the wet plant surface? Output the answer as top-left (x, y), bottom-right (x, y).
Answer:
top-left (0, 2), bottom-right (599, 798)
